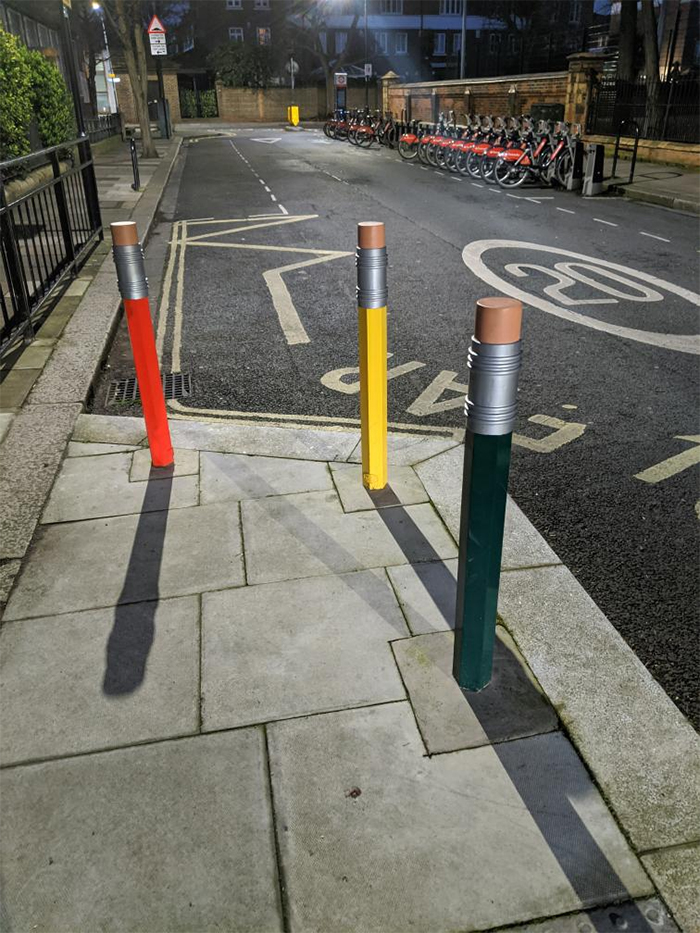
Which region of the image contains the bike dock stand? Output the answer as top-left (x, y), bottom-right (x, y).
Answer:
top-left (582, 143), bottom-right (605, 197)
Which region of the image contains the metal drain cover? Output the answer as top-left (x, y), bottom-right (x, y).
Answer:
top-left (107, 372), bottom-right (192, 405)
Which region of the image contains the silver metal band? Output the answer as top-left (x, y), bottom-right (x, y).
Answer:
top-left (465, 338), bottom-right (522, 436)
top-left (356, 246), bottom-right (388, 309)
top-left (112, 243), bottom-right (148, 300)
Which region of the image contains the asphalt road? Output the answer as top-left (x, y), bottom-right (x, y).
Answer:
top-left (96, 126), bottom-right (700, 727)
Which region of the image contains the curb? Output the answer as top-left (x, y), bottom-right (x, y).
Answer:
top-left (607, 183), bottom-right (700, 215)
top-left (0, 138), bottom-right (182, 576)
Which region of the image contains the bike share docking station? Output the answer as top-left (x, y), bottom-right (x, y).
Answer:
top-left (582, 143), bottom-right (605, 197)
top-left (354, 219), bottom-right (523, 692)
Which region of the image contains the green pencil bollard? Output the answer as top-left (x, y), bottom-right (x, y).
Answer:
top-left (453, 297), bottom-right (523, 692)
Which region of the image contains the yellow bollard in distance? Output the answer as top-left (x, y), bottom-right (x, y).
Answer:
top-left (357, 222), bottom-right (388, 490)
top-left (287, 105), bottom-right (300, 127)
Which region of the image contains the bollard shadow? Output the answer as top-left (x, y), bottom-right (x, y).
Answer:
top-left (103, 470), bottom-right (173, 696)
top-left (373, 487), bottom-right (653, 929)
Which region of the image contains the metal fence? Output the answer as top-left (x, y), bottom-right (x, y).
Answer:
top-left (86, 113), bottom-right (122, 144)
top-left (0, 137), bottom-right (103, 350)
top-left (587, 74), bottom-right (699, 144)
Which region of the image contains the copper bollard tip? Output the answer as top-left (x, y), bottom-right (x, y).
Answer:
top-left (110, 221), bottom-right (139, 247)
top-left (357, 222), bottom-right (385, 249)
top-left (474, 297), bottom-right (523, 345)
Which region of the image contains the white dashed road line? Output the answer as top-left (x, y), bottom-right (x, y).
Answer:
top-left (557, 207), bottom-right (576, 214)
top-left (640, 231), bottom-right (671, 242)
top-left (594, 218), bottom-right (618, 226)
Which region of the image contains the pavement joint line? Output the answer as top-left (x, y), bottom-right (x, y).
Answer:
top-left (263, 724), bottom-right (292, 933)
top-left (238, 500), bottom-right (248, 586)
top-left (637, 839), bottom-right (700, 857)
top-left (423, 723), bottom-right (563, 759)
top-left (0, 698), bottom-right (412, 772)
top-left (197, 592), bottom-right (203, 733)
top-left (387, 638), bottom-right (431, 757)
top-left (640, 231), bottom-right (671, 242)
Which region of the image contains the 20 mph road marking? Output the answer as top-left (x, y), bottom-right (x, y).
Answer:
top-left (634, 436), bottom-right (700, 483)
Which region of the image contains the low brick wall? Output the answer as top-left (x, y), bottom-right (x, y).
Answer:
top-left (386, 72), bottom-right (568, 122)
top-left (216, 84), bottom-right (379, 122)
top-left (584, 135), bottom-right (700, 168)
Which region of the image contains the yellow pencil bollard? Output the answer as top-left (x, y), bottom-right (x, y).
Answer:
top-left (356, 222), bottom-right (388, 490)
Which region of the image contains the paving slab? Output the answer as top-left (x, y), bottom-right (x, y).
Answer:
top-left (415, 443), bottom-right (562, 565)
top-left (392, 628), bottom-right (557, 754)
top-left (498, 565), bottom-right (700, 852)
top-left (330, 462), bottom-right (428, 512)
top-left (167, 418), bottom-right (359, 461)
top-left (130, 446), bottom-right (200, 481)
top-left (347, 432), bottom-right (462, 466)
top-left (642, 844), bottom-right (700, 933)
top-left (0, 559), bottom-right (21, 609)
top-left (503, 897), bottom-right (678, 932)
top-left (0, 367), bottom-right (39, 409)
top-left (0, 730), bottom-right (283, 932)
top-left (0, 402), bottom-right (82, 560)
top-left (203, 571), bottom-right (407, 731)
top-left (200, 450), bottom-right (331, 504)
top-left (242, 489), bottom-right (457, 586)
top-left (67, 440), bottom-right (139, 456)
top-left (42, 452), bottom-right (199, 523)
top-left (0, 343), bottom-right (52, 371)
top-left (387, 558), bottom-right (458, 633)
top-left (4, 502), bottom-right (244, 620)
top-left (0, 596), bottom-right (199, 765)
top-left (0, 411), bottom-right (14, 442)
top-left (72, 412), bottom-right (147, 445)
top-left (268, 704), bottom-right (651, 933)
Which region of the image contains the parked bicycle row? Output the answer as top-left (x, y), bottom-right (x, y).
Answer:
top-left (322, 110), bottom-right (583, 190)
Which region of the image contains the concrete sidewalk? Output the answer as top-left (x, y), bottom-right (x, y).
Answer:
top-left (604, 157), bottom-right (700, 213)
top-left (1, 413), bottom-right (698, 932)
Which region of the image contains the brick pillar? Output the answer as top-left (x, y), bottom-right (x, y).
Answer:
top-left (162, 73), bottom-right (181, 124)
top-left (379, 71), bottom-right (400, 116)
top-left (565, 52), bottom-right (613, 127)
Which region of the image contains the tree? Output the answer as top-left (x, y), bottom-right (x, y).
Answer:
top-left (209, 44), bottom-right (274, 89)
top-left (288, 2), bottom-right (359, 115)
top-left (640, 0), bottom-right (662, 136)
top-left (103, 0), bottom-right (159, 158)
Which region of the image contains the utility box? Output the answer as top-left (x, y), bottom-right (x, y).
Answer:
top-left (582, 143), bottom-right (605, 196)
top-left (287, 105), bottom-right (300, 127)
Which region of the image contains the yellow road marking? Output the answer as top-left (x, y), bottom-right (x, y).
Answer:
top-left (635, 436), bottom-right (700, 483)
top-left (156, 220), bottom-right (180, 361)
top-left (513, 414), bottom-right (586, 453)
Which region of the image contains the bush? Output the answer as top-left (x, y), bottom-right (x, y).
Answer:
top-left (0, 28), bottom-right (33, 161)
top-left (209, 44), bottom-right (273, 89)
top-left (28, 49), bottom-right (76, 149)
top-left (0, 27), bottom-right (76, 163)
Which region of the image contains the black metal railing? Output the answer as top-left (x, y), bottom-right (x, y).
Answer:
top-left (86, 112), bottom-right (123, 144)
top-left (587, 74), bottom-right (699, 144)
top-left (0, 137), bottom-right (103, 350)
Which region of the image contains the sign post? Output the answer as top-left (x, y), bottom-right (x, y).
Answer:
top-left (334, 72), bottom-right (347, 112)
top-left (147, 14), bottom-right (167, 55)
top-left (147, 15), bottom-right (170, 139)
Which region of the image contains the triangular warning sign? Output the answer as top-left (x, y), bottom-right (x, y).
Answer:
top-left (147, 14), bottom-right (166, 34)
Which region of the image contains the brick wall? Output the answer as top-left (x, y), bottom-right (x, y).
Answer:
top-left (116, 73), bottom-right (182, 126)
top-left (385, 72), bottom-right (569, 122)
top-left (216, 84), bottom-right (379, 122)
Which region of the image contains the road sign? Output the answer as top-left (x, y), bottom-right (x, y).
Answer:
top-left (364, 63), bottom-right (372, 77)
top-left (148, 13), bottom-right (167, 55)
top-left (147, 14), bottom-right (166, 34)
top-left (334, 72), bottom-right (347, 88)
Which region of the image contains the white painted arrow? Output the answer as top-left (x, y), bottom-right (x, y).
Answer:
top-left (634, 436), bottom-right (700, 484)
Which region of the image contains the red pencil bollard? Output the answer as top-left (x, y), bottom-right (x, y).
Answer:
top-left (111, 221), bottom-right (173, 467)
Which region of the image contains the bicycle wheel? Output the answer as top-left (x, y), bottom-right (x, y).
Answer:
top-left (398, 139), bottom-right (418, 161)
top-left (358, 132), bottom-right (374, 148)
top-left (347, 129), bottom-right (359, 146)
top-left (465, 152), bottom-right (482, 178)
top-left (555, 150), bottom-right (573, 187)
top-left (417, 143), bottom-right (430, 165)
top-left (456, 149), bottom-right (471, 175)
top-left (323, 122), bottom-right (333, 138)
top-left (426, 143), bottom-right (439, 166)
top-left (480, 156), bottom-right (497, 183)
top-left (435, 146), bottom-right (448, 169)
top-left (495, 160), bottom-right (527, 188)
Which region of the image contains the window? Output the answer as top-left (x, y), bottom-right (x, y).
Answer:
top-left (257, 26), bottom-right (271, 45)
top-left (439, 0), bottom-right (463, 14)
top-left (226, 0), bottom-right (242, 9)
top-left (569, 1), bottom-right (581, 23)
top-left (254, 0), bottom-right (270, 8)
top-left (335, 31), bottom-right (347, 54)
top-left (319, 31), bottom-right (327, 53)
top-left (229, 26), bottom-right (244, 41)
top-left (433, 32), bottom-right (446, 55)
top-left (379, 0), bottom-right (403, 14)
top-left (508, 34), bottom-right (517, 55)
top-left (453, 32), bottom-right (462, 54)
top-left (489, 32), bottom-right (499, 54)
top-left (376, 31), bottom-right (388, 54)
top-left (395, 32), bottom-right (407, 54)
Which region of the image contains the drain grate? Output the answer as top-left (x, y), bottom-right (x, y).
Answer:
top-left (107, 372), bottom-right (192, 405)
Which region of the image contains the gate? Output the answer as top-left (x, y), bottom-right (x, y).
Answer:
top-left (587, 74), bottom-right (699, 144)
top-left (178, 74), bottom-right (219, 119)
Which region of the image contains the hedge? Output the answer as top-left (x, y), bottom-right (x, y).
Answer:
top-left (0, 27), bottom-right (77, 163)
